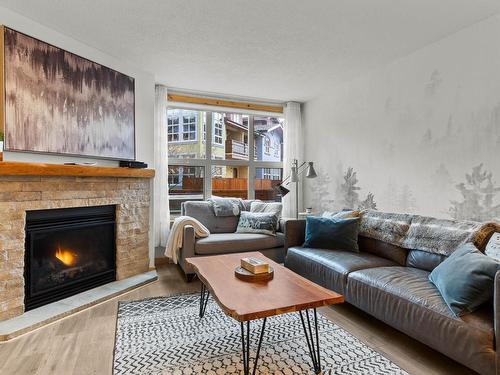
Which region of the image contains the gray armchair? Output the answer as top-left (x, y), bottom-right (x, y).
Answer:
top-left (178, 200), bottom-right (304, 281)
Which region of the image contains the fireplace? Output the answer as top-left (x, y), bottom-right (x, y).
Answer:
top-left (24, 205), bottom-right (116, 310)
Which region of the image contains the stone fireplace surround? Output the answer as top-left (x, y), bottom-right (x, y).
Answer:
top-left (0, 162), bottom-right (155, 323)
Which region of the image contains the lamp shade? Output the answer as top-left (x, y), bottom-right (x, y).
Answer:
top-left (305, 162), bottom-right (317, 178)
top-left (275, 184), bottom-right (290, 197)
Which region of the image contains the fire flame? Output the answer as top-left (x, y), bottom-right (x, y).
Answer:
top-left (55, 246), bottom-right (78, 267)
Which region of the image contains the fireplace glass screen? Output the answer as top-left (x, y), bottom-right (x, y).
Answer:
top-left (25, 205), bottom-right (116, 310)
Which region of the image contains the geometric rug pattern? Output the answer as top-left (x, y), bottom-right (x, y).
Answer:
top-left (113, 293), bottom-right (409, 374)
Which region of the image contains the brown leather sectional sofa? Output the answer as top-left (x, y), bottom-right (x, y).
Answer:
top-left (283, 211), bottom-right (499, 375)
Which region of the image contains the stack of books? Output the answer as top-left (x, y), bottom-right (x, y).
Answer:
top-left (240, 257), bottom-right (270, 274)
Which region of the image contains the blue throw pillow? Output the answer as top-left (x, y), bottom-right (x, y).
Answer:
top-left (429, 243), bottom-right (500, 317)
top-left (303, 216), bottom-right (360, 252)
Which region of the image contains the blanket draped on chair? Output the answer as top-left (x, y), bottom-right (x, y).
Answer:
top-left (165, 216), bottom-right (210, 264)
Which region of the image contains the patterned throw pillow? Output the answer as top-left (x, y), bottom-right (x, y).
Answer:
top-left (236, 211), bottom-right (279, 236)
top-left (208, 197), bottom-right (243, 217)
top-left (250, 201), bottom-right (282, 218)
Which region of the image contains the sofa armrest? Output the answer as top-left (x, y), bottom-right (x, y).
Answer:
top-left (179, 225), bottom-right (196, 275)
top-left (495, 271), bottom-right (500, 359)
top-left (280, 218), bottom-right (306, 252)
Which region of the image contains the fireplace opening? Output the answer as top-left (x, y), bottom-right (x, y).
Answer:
top-left (25, 205), bottom-right (116, 311)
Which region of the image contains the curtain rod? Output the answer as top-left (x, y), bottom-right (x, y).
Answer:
top-left (167, 93), bottom-right (284, 114)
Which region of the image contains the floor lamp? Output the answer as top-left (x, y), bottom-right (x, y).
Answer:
top-left (275, 159), bottom-right (317, 219)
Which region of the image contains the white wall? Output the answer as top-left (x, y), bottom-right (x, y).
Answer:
top-left (0, 6), bottom-right (156, 264)
top-left (303, 14), bottom-right (500, 222)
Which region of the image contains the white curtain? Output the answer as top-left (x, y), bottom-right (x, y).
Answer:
top-left (154, 85), bottom-right (170, 247)
top-left (283, 102), bottom-right (304, 218)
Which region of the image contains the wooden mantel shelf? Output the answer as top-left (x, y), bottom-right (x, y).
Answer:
top-left (0, 161), bottom-right (155, 178)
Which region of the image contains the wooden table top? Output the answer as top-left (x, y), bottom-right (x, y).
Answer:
top-left (186, 252), bottom-right (344, 322)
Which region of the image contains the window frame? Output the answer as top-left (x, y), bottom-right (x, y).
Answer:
top-left (167, 116), bottom-right (180, 142)
top-left (168, 107), bottom-right (283, 201)
top-left (182, 114), bottom-right (197, 141)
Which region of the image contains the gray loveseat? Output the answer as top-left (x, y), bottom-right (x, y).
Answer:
top-left (178, 200), bottom-right (301, 281)
top-left (284, 210), bottom-right (499, 375)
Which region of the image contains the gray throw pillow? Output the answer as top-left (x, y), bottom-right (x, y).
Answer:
top-left (208, 197), bottom-right (242, 217)
top-left (236, 211), bottom-right (279, 236)
top-left (429, 243), bottom-right (500, 316)
top-left (250, 201), bottom-right (282, 218)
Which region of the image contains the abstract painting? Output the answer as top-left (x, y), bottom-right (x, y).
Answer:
top-left (3, 27), bottom-right (135, 160)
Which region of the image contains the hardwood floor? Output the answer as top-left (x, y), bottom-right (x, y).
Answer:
top-left (0, 264), bottom-right (475, 375)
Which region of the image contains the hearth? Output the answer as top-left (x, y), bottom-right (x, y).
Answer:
top-left (24, 205), bottom-right (116, 310)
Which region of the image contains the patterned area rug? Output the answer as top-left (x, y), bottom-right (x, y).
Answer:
top-left (113, 293), bottom-right (408, 374)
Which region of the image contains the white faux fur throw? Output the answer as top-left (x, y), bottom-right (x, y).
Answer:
top-left (402, 216), bottom-right (496, 256)
top-left (165, 216), bottom-right (210, 264)
top-left (359, 210), bottom-right (412, 247)
top-left (359, 210), bottom-right (499, 256)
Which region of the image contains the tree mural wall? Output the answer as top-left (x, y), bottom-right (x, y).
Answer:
top-left (336, 167), bottom-right (378, 211)
top-left (450, 164), bottom-right (500, 221)
top-left (303, 14), bottom-right (500, 222)
top-left (359, 193), bottom-right (377, 210)
top-left (308, 168), bottom-right (335, 212)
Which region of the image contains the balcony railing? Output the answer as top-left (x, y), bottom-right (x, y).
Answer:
top-left (225, 139), bottom-right (257, 160)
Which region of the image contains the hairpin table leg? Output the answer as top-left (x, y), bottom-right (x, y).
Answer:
top-left (199, 282), bottom-right (210, 318)
top-left (298, 308), bottom-right (322, 374)
top-left (240, 318), bottom-right (267, 375)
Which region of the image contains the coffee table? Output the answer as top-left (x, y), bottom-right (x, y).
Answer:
top-left (186, 252), bottom-right (343, 375)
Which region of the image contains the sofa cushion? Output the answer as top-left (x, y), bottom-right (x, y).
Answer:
top-left (346, 266), bottom-right (495, 375)
top-left (358, 236), bottom-right (407, 265)
top-left (284, 247), bottom-right (397, 295)
top-left (182, 201), bottom-right (239, 233)
top-left (195, 232), bottom-right (284, 255)
top-left (208, 197), bottom-right (243, 216)
top-left (429, 243), bottom-right (500, 316)
top-left (406, 249), bottom-right (445, 271)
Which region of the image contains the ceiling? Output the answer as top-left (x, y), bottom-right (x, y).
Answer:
top-left (1, 0), bottom-right (499, 102)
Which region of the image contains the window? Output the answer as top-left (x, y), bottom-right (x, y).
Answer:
top-left (182, 115), bottom-right (197, 141)
top-left (254, 116), bottom-right (284, 162)
top-left (167, 108), bottom-right (284, 217)
top-left (213, 113), bottom-right (223, 145)
top-left (213, 113), bottom-right (249, 161)
top-left (168, 172), bottom-right (180, 186)
top-left (256, 167), bottom-right (283, 202)
top-left (168, 166), bottom-right (205, 214)
top-left (168, 110), bottom-right (206, 158)
top-left (212, 165), bottom-right (248, 199)
top-left (264, 137), bottom-right (271, 155)
top-left (167, 116), bottom-right (179, 142)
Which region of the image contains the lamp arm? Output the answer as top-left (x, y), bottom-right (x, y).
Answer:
top-left (281, 161), bottom-right (307, 186)
top-left (295, 162), bottom-right (309, 176)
